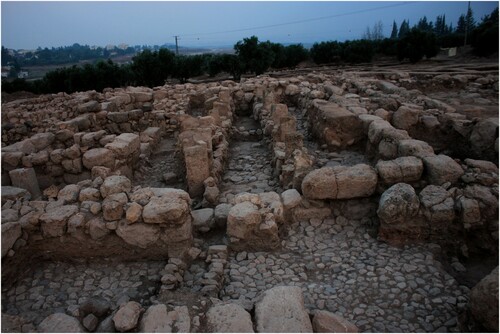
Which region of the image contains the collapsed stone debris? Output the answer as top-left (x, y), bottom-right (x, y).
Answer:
top-left (1, 62), bottom-right (498, 332)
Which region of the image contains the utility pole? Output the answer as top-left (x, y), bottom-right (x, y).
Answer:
top-left (464, 1), bottom-right (470, 47)
top-left (174, 36), bottom-right (179, 55)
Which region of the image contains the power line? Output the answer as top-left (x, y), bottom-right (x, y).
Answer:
top-left (178, 2), bottom-right (418, 38)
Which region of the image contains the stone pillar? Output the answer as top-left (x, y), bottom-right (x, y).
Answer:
top-left (279, 116), bottom-right (297, 142)
top-left (9, 167), bottom-right (42, 199)
top-left (285, 133), bottom-right (303, 158)
top-left (184, 142), bottom-right (210, 198)
top-left (271, 104), bottom-right (288, 124)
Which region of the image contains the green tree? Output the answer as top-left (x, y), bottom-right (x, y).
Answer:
top-left (398, 20), bottom-right (410, 38)
top-left (398, 28), bottom-right (439, 63)
top-left (471, 7), bottom-right (499, 56)
top-left (390, 21), bottom-right (399, 39)
top-left (234, 36), bottom-right (275, 75)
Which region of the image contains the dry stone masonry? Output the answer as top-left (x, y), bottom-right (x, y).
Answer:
top-left (1, 61), bottom-right (498, 332)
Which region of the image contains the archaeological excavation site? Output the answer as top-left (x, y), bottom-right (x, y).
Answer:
top-left (1, 61), bottom-right (498, 333)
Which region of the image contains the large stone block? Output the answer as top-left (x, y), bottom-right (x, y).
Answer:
top-left (8, 168), bottom-right (41, 199)
top-left (206, 303), bottom-right (254, 333)
top-left (142, 193), bottom-right (190, 225)
top-left (113, 301), bottom-right (143, 332)
top-left (312, 310), bottom-right (359, 333)
top-left (100, 175), bottom-right (132, 198)
top-left (470, 266), bottom-right (499, 332)
top-left (255, 286), bottom-right (313, 333)
top-left (83, 148), bottom-right (116, 169)
top-left (40, 205), bottom-right (78, 237)
top-left (1, 222), bottom-right (22, 258)
top-left (227, 202), bottom-right (261, 240)
top-left (376, 156), bottom-right (423, 185)
top-left (423, 154), bottom-right (464, 185)
top-left (302, 164), bottom-right (377, 200)
top-left (105, 133), bottom-right (140, 159)
top-left (377, 183), bottom-right (419, 225)
top-left (183, 143), bottom-right (210, 198)
top-left (38, 313), bottom-right (85, 333)
top-left (116, 221), bottom-right (160, 248)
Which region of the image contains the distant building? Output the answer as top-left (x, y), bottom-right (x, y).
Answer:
top-left (1, 66), bottom-right (11, 78)
top-left (17, 71), bottom-right (29, 79)
top-left (118, 43), bottom-right (129, 50)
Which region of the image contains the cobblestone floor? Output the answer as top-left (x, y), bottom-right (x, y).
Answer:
top-left (220, 217), bottom-right (468, 333)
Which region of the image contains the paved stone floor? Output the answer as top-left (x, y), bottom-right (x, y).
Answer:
top-left (220, 217), bottom-right (468, 333)
top-left (1, 260), bottom-right (165, 327)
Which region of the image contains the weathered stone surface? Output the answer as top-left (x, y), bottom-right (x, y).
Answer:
top-left (79, 296), bottom-right (111, 317)
top-left (116, 221), bottom-right (159, 248)
top-left (470, 266), bottom-right (499, 332)
top-left (2, 139), bottom-right (36, 155)
top-left (83, 314), bottom-right (99, 332)
top-left (457, 196), bottom-right (481, 226)
top-left (37, 313), bottom-right (85, 333)
top-left (139, 304), bottom-right (171, 333)
top-left (419, 185), bottom-right (455, 223)
top-left (1, 313), bottom-right (25, 333)
top-left (2, 209), bottom-right (18, 223)
top-left (227, 202), bottom-right (261, 240)
top-left (100, 175), bottom-right (132, 198)
top-left (376, 156), bottom-right (423, 185)
top-left (377, 183), bottom-right (419, 225)
top-left (423, 155), bottom-right (464, 185)
top-left (192, 208), bottom-right (214, 232)
top-left (312, 310), bottom-right (359, 333)
top-left (302, 164), bottom-right (377, 200)
top-left (281, 189), bottom-right (302, 209)
top-left (9, 167), bottom-right (41, 199)
top-left (57, 184), bottom-right (81, 203)
top-left (40, 205), bottom-right (78, 237)
top-left (2, 221), bottom-right (22, 258)
top-left (255, 286), bottom-right (313, 333)
top-left (392, 105), bottom-right (419, 130)
top-left (78, 100), bottom-right (100, 113)
top-left (214, 203), bottom-right (232, 227)
top-left (1, 186), bottom-right (31, 203)
top-left (183, 143), bottom-right (211, 198)
top-left (398, 139), bottom-right (435, 158)
top-left (105, 133), bottom-right (141, 159)
top-left (82, 148), bottom-right (116, 169)
top-left (126, 202), bottom-right (142, 223)
top-left (206, 303), bottom-right (254, 333)
top-left (113, 301), bottom-right (143, 332)
top-left (88, 217), bottom-right (110, 240)
top-left (142, 193), bottom-right (190, 224)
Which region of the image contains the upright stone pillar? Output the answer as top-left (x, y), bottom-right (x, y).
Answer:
top-left (184, 142), bottom-right (210, 198)
top-left (9, 167), bottom-right (42, 199)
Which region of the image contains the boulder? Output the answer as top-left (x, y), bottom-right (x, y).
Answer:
top-left (9, 167), bottom-right (41, 199)
top-left (1, 314), bottom-right (25, 332)
top-left (1, 222), bottom-right (22, 258)
top-left (88, 217), bottom-right (110, 240)
top-left (392, 105), bottom-right (420, 130)
top-left (214, 203), bottom-right (232, 227)
top-left (192, 208), bottom-right (214, 232)
top-left (30, 132), bottom-right (55, 151)
top-left (78, 100), bottom-right (100, 113)
top-left (139, 304), bottom-right (190, 333)
top-left (79, 296), bottom-right (111, 317)
top-left (376, 156), bottom-right (423, 185)
top-left (419, 185), bottom-right (455, 223)
top-left (281, 189), bottom-right (302, 209)
top-left (83, 148), bottom-right (116, 169)
top-left (423, 155), bottom-right (464, 185)
top-left (100, 175), bottom-right (132, 198)
top-left (206, 303), bottom-right (254, 333)
top-left (377, 183), bottom-right (419, 225)
top-left (312, 310), bottom-right (359, 333)
top-left (302, 164), bottom-right (377, 200)
top-left (470, 266), bottom-right (499, 332)
top-left (116, 221), bottom-right (160, 248)
top-left (142, 193), bottom-right (190, 225)
top-left (113, 301), bottom-right (143, 332)
top-left (398, 139), bottom-right (435, 158)
top-left (37, 313), bottom-right (85, 333)
top-left (227, 202), bottom-right (261, 240)
top-left (255, 286), bottom-right (313, 333)
top-left (2, 139), bottom-right (36, 155)
top-left (105, 133), bottom-right (141, 159)
top-left (126, 202), bottom-right (142, 223)
top-left (1, 186), bottom-right (31, 203)
top-left (57, 184), bottom-right (81, 203)
top-left (40, 205), bottom-right (78, 237)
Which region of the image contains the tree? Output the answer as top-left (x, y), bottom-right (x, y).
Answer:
top-left (471, 7), bottom-right (499, 56)
top-left (398, 28), bottom-right (439, 63)
top-left (390, 21), bottom-right (399, 39)
top-left (363, 21), bottom-right (383, 40)
top-left (456, 14), bottom-right (467, 33)
top-left (465, 6), bottom-right (476, 33)
top-left (234, 36), bottom-right (275, 75)
top-left (310, 41), bottom-right (343, 64)
top-left (398, 20), bottom-right (410, 38)
top-left (417, 16), bottom-right (434, 32)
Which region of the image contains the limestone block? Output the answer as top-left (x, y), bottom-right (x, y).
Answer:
top-left (206, 303), bottom-right (254, 333)
top-left (116, 221), bottom-right (160, 248)
top-left (302, 164), bottom-right (377, 200)
top-left (419, 185), bottom-right (455, 223)
top-left (423, 155), bottom-right (464, 185)
top-left (57, 184), bottom-right (81, 204)
top-left (142, 193), bottom-right (190, 225)
top-left (377, 183), bottom-right (419, 225)
top-left (83, 148), bottom-right (116, 169)
top-left (255, 286), bottom-right (313, 333)
top-left (312, 310), bottom-right (359, 333)
top-left (227, 202), bottom-right (261, 240)
top-left (376, 156), bottom-right (423, 185)
top-left (470, 266), bottom-right (499, 332)
top-left (183, 143), bottom-right (210, 198)
top-left (100, 175), bottom-right (132, 198)
top-left (113, 301), bottom-right (143, 332)
top-left (9, 168), bottom-right (41, 199)
top-left (1, 222), bottom-right (22, 258)
top-left (40, 205), bottom-right (78, 237)
top-left (38, 313), bottom-right (85, 333)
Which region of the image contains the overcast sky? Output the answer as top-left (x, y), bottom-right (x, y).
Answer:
top-left (1, 1), bottom-right (498, 49)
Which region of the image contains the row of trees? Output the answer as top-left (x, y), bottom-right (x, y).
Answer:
top-left (2, 8), bottom-right (497, 95)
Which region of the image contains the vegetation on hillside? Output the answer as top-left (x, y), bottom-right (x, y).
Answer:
top-left (2, 7), bottom-right (497, 95)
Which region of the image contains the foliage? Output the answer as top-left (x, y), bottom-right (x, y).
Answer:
top-left (234, 36), bottom-right (275, 75)
top-left (390, 21), bottom-right (398, 39)
top-left (397, 28), bottom-right (439, 63)
top-left (471, 7), bottom-right (499, 56)
top-left (398, 20), bottom-right (411, 38)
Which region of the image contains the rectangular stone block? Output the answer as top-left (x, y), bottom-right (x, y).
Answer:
top-left (8, 168), bottom-right (41, 199)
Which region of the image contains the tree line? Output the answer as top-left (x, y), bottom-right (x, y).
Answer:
top-left (2, 7), bottom-right (497, 95)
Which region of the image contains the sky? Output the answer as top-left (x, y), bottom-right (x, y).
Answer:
top-left (1, 1), bottom-right (498, 50)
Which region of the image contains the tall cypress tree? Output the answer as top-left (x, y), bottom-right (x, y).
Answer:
top-left (390, 21), bottom-right (399, 39)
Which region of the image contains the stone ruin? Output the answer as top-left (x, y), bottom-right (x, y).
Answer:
top-left (1, 62), bottom-right (498, 333)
